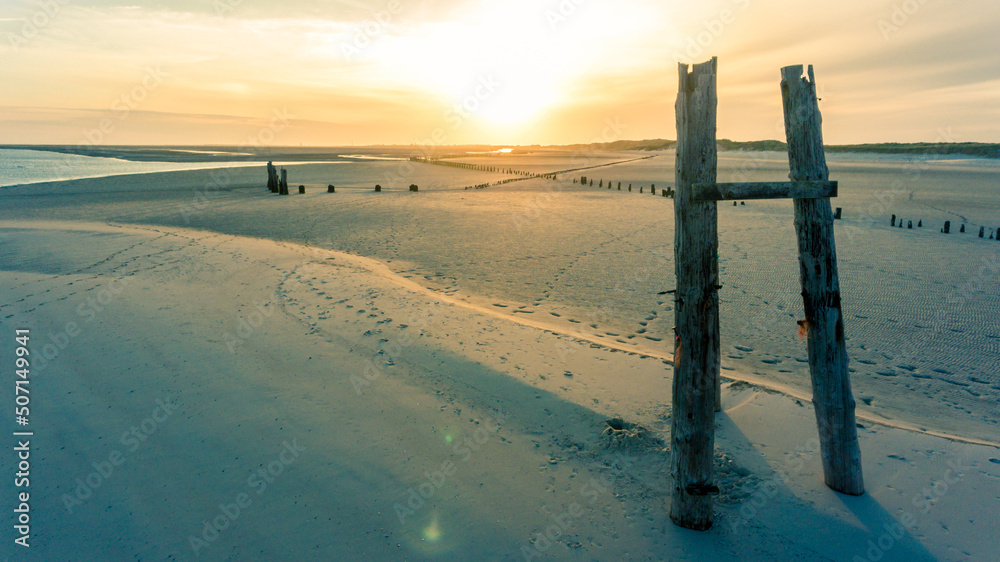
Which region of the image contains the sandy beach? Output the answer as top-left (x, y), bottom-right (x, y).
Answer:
top-left (1, 153), bottom-right (998, 561)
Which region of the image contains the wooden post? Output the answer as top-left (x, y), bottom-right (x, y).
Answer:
top-left (299, 185), bottom-right (305, 194)
top-left (781, 64), bottom-right (864, 496)
top-left (374, 184), bottom-right (382, 192)
top-left (279, 169), bottom-right (288, 195)
top-left (266, 162), bottom-right (276, 192)
top-left (979, 226), bottom-right (985, 238)
top-left (917, 220), bottom-right (921, 227)
top-left (410, 184), bottom-right (419, 192)
top-left (891, 214), bottom-right (896, 227)
top-left (960, 224), bottom-right (965, 233)
top-left (907, 220), bottom-right (912, 229)
top-left (581, 175), bottom-right (587, 184)
top-left (834, 207), bottom-right (842, 219)
top-left (328, 185), bottom-right (335, 193)
top-left (670, 57), bottom-right (720, 530)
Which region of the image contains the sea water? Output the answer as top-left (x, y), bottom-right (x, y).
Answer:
top-left (0, 148), bottom-right (264, 187)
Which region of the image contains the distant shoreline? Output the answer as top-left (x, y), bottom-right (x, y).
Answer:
top-left (3, 138), bottom-right (999, 162)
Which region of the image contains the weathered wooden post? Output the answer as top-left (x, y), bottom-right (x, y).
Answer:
top-left (781, 64), bottom-right (864, 496)
top-left (410, 184), bottom-right (419, 192)
top-left (328, 185), bottom-right (335, 193)
top-left (917, 220), bottom-right (922, 227)
top-left (979, 226), bottom-right (985, 238)
top-left (299, 185), bottom-right (305, 194)
top-left (375, 184), bottom-right (382, 192)
top-left (907, 220), bottom-right (912, 229)
top-left (266, 162), bottom-right (277, 192)
top-left (279, 169), bottom-right (288, 195)
top-left (670, 57), bottom-right (721, 531)
top-left (960, 224), bottom-right (965, 233)
top-left (834, 207), bottom-right (842, 219)
top-left (891, 214), bottom-right (896, 227)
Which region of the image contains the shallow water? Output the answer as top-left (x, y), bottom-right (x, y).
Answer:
top-left (0, 148), bottom-right (264, 187)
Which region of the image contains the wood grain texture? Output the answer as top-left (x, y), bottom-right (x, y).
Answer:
top-left (781, 64), bottom-right (864, 496)
top-left (692, 180), bottom-right (837, 201)
top-left (670, 57), bottom-right (720, 530)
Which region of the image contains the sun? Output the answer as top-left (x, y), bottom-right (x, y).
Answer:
top-left (378, 0), bottom-right (578, 128)
top-left (368, 0), bottom-right (662, 134)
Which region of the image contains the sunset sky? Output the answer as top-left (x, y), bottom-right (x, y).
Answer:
top-left (2, 0), bottom-right (998, 147)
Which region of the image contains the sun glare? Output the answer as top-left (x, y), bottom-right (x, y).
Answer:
top-left (376, 0), bottom-right (648, 134)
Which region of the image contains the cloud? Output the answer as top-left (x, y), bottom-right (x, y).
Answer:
top-left (3, 0), bottom-right (999, 144)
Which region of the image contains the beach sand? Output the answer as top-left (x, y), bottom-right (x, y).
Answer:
top-left (1, 155), bottom-right (998, 560)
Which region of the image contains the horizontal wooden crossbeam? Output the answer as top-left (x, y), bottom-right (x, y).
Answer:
top-left (692, 180), bottom-right (837, 201)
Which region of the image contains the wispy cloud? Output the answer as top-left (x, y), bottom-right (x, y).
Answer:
top-left (2, 0), bottom-right (998, 145)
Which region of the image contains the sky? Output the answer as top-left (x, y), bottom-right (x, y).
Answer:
top-left (1, 0), bottom-right (998, 147)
